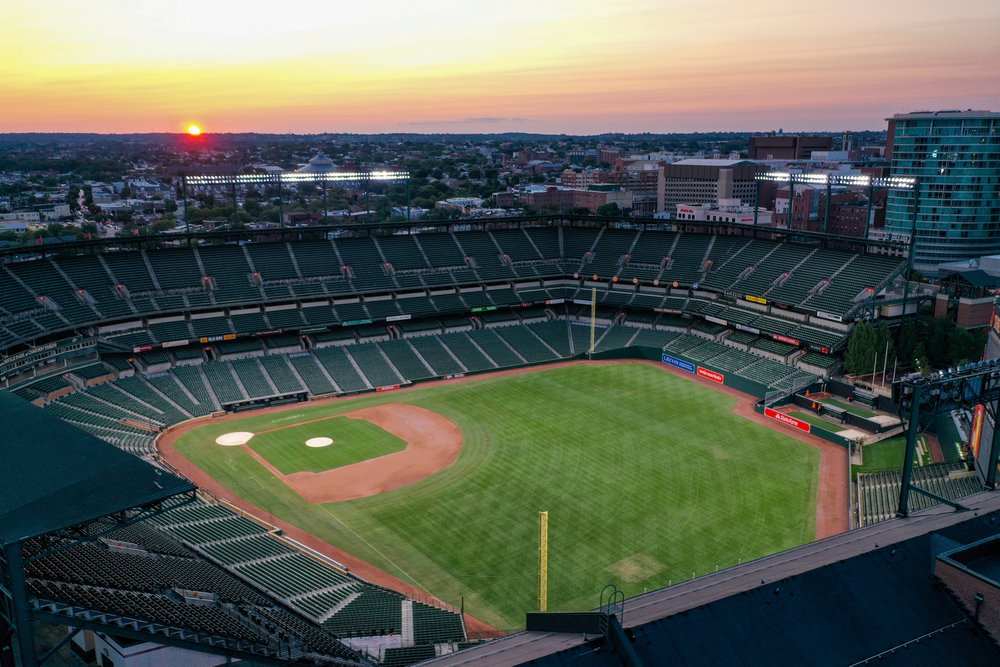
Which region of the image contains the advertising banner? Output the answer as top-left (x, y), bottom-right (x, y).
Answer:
top-left (697, 367), bottom-right (724, 383)
top-left (764, 407), bottom-right (811, 433)
top-left (662, 353), bottom-right (695, 373)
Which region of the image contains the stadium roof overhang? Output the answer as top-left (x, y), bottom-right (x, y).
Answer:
top-left (0, 392), bottom-right (194, 547)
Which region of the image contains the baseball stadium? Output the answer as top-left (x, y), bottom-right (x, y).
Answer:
top-left (3, 215), bottom-right (1000, 666)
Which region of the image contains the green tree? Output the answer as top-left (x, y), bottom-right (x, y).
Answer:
top-left (596, 202), bottom-right (622, 217)
top-left (912, 342), bottom-right (930, 375)
top-left (949, 327), bottom-right (986, 365)
top-left (873, 320), bottom-right (896, 373)
top-left (844, 321), bottom-right (877, 376)
top-left (896, 318), bottom-right (920, 364)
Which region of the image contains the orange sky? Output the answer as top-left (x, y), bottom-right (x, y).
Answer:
top-left (3, 0), bottom-right (998, 133)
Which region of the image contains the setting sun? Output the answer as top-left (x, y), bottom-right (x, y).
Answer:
top-left (187, 124), bottom-right (202, 136)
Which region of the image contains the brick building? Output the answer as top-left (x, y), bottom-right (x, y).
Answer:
top-left (749, 135), bottom-right (833, 160)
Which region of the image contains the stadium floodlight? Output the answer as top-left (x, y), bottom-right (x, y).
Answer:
top-left (754, 172), bottom-right (916, 191)
top-left (184, 170), bottom-right (409, 187)
top-left (181, 169), bottom-right (412, 229)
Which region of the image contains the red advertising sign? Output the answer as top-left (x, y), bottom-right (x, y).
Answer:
top-left (764, 407), bottom-right (811, 433)
top-left (697, 367), bottom-right (724, 383)
top-left (376, 384), bottom-right (400, 392)
top-left (771, 333), bottom-right (801, 346)
top-left (971, 404), bottom-right (985, 457)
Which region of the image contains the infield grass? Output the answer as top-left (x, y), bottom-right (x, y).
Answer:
top-left (174, 363), bottom-right (820, 630)
top-left (249, 416), bottom-right (406, 474)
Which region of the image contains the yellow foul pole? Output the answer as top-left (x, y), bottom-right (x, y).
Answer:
top-left (589, 287), bottom-right (597, 357)
top-left (538, 511), bottom-right (549, 611)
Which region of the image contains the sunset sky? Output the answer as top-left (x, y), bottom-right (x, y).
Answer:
top-left (3, 0), bottom-right (998, 134)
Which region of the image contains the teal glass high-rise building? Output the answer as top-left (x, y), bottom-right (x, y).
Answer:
top-left (884, 110), bottom-right (1000, 273)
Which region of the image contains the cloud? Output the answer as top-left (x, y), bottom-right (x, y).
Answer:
top-left (400, 116), bottom-right (528, 126)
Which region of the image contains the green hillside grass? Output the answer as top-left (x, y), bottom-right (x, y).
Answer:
top-left (174, 363), bottom-right (820, 630)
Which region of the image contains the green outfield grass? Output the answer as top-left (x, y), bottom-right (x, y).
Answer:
top-left (787, 410), bottom-right (849, 432)
top-left (174, 363), bottom-right (820, 630)
top-left (817, 397), bottom-right (880, 419)
top-left (248, 416), bottom-right (406, 474)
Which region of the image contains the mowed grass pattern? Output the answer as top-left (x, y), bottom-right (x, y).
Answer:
top-left (174, 363), bottom-right (819, 630)
top-left (249, 417), bottom-right (407, 474)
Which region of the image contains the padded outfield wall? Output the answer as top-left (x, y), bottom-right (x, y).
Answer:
top-left (591, 346), bottom-right (772, 398)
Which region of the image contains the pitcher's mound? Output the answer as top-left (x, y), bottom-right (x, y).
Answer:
top-left (306, 437), bottom-right (334, 448)
top-left (216, 432), bottom-right (254, 446)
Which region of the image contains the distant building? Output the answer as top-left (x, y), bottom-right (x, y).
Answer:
top-left (884, 110), bottom-right (1000, 272)
top-left (494, 185), bottom-right (632, 213)
top-left (435, 197), bottom-right (483, 215)
top-left (749, 135), bottom-right (833, 160)
top-left (295, 152), bottom-right (338, 174)
top-left (772, 187), bottom-right (884, 237)
top-left (934, 255), bottom-right (1000, 328)
top-left (0, 211), bottom-right (41, 224)
top-left (662, 159), bottom-right (765, 212)
top-left (670, 199), bottom-right (772, 226)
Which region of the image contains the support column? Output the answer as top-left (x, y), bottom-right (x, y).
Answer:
top-left (824, 177), bottom-right (832, 235)
top-left (752, 180), bottom-right (760, 227)
top-left (231, 180), bottom-right (238, 226)
top-left (277, 177), bottom-right (284, 231)
top-left (863, 181), bottom-right (874, 239)
top-left (896, 384), bottom-right (923, 517)
top-left (787, 176), bottom-right (795, 231)
top-left (181, 175), bottom-right (189, 236)
top-left (4, 542), bottom-right (36, 667)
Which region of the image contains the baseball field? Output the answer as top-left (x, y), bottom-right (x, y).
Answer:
top-left (165, 361), bottom-right (824, 631)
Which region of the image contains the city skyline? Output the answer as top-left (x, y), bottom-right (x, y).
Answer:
top-left (3, 0), bottom-right (999, 134)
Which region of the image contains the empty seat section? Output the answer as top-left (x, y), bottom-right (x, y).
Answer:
top-left (347, 344), bottom-right (402, 387)
top-left (198, 245), bottom-right (260, 303)
top-left (376, 235), bottom-right (430, 270)
top-left (453, 233), bottom-right (513, 281)
top-left (378, 339), bottom-right (434, 381)
top-left (588, 229), bottom-right (637, 276)
top-left (527, 320), bottom-right (572, 356)
top-left (102, 251), bottom-right (157, 292)
top-left (702, 239), bottom-right (778, 291)
top-left (146, 248), bottom-right (204, 290)
top-left (407, 336), bottom-right (464, 375)
top-left (334, 237), bottom-right (395, 292)
top-left (767, 248), bottom-right (853, 305)
top-left (259, 356), bottom-right (304, 393)
top-left (596, 325), bottom-right (638, 351)
top-left (415, 232), bottom-right (467, 267)
top-left (173, 366), bottom-right (218, 409)
top-left (245, 242), bottom-right (299, 280)
top-left (467, 329), bottom-right (522, 366)
top-left (438, 332), bottom-right (496, 371)
top-left (289, 354), bottom-right (336, 394)
top-left (731, 243), bottom-right (815, 296)
top-left (490, 229), bottom-right (542, 261)
top-left (202, 362), bottom-right (245, 404)
top-left (19, 261), bottom-right (99, 324)
top-left (660, 234), bottom-right (713, 286)
top-left (314, 347), bottom-right (368, 392)
top-left (493, 325), bottom-right (558, 362)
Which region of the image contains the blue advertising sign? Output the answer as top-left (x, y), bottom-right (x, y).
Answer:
top-left (662, 353), bottom-right (695, 373)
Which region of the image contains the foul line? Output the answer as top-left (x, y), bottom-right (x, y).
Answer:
top-left (315, 504), bottom-right (428, 593)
